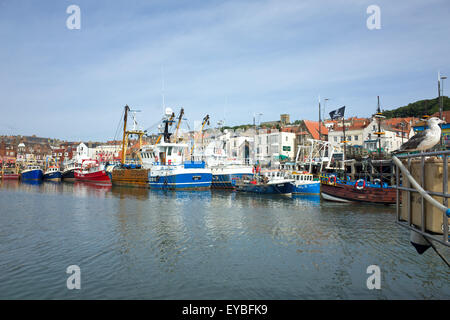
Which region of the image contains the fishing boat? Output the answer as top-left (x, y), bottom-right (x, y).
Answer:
top-left (74, 159), bottom-right (110, 183)
top-left (211, 165), bottom-right (254, 189)
top-left (320, 175), bottom-right (397, 204)
top-left (111, 105), bottom-right (149, 187)
top-left (21, 163), bottom-right (43, 181)
top-left (43, 166), bottom-right (62, 182)
top-left (61, 160), bottom-right (81, 181)
top-left (289, 171), bottom-right (320, 195)
top-left (145, 108), bottom-right (212, 190)
top-left (148, 143), bottom-right (212, 190)
top-left (0, 160), bottom-right (20, 180)
top-left (235, 167), bottom-right (294, 195)
top-left (201, 142), bottom-right (254, 189)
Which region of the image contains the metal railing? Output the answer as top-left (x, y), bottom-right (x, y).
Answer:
top-left (393, 150), bottom-right (450, 247)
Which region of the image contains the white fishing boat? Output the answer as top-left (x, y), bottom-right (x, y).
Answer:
top-left (141, 108), bottom-right (212, 190)
top-left (198, 140), bottom-right (254, 189)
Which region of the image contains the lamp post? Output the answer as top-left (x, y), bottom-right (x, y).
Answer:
top-left (440, 75), bottom-right (447, 120)
top-left (439, 74), bottom-right (447, 149)
top-left (400, 122), bottom-right (405, 145)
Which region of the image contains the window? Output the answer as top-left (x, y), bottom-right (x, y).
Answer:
top-left (334, 137), bottom-right (338, 142)
top-left (348, 136), bottom-right (352, 141)
top-left (354, 135), bottom-right (358, 141)
top-left (373, 125), bottom-right (376, 131)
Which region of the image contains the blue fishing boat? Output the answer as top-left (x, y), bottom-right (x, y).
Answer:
top-left (235, 168), bottom-right (294, 195)
top-left (43, 166), bottom-right (62, 182)
top-left (211, 165), bottom-right (254, 189)
top-left (289, 172), bottom-right (320, 195)
top-left (143, 108), bottom-right (213, 190)
top-left (149, 145), bottom-right (212, 190)
top-left (21, 165), bottom-right (43, 181)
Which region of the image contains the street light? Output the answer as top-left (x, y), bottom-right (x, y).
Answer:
top-left (439, 74), bottom-right (447, 120)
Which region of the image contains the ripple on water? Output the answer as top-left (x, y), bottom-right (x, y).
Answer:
top-left (0, 181), bottom-right (449, 299)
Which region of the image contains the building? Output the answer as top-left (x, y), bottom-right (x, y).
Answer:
top-left (327, 116), bottom-right (416, 155)
top-left (280, 114), bottom-right (290, 126)
top-left (254, 129), bottom-right (295, 165)
top-left (282, 120), bottom-right (328, 159)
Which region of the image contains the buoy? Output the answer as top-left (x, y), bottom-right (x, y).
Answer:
top-left (328, 175), bottom-right (337, 185)
top-left (355, 179), bottom-right (366, 190)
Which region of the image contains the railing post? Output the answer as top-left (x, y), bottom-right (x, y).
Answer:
top-left (407, 157), bottom-right (412, 226)
top-left (444, 154), bottom-right (448, 243)
top-left (396, 164), bottom-right (400, 222)
top-left (421, 154), bottom-right (425, 232)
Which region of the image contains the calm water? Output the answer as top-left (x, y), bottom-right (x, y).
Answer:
top-left (0, 180), bottom-right (448, 299)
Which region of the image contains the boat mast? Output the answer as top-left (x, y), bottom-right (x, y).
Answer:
top-left (121, 105), bottom-right (130, 164)
top-left (190, 114), bottom-right (210, 160)
top-left (374, 96), bottom-right (385, 187)
top-left (173, 108), bottom-right (185, 143)
top-left (318, 96), bottom-right (321, 141)
top-left (342, 110), bottom-right (346, 172)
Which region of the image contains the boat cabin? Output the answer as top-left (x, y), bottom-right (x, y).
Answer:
top-left (141, 143), bottom-right (188, 166)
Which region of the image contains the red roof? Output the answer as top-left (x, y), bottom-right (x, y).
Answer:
top-left (432, 110), bottom-right (450, 122)
top-left (303, 120), bottom-right (328, 140)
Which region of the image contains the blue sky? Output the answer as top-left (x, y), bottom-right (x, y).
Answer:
top-left (0, 0), bottom-right (449, 141)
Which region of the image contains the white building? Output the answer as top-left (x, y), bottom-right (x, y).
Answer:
top-left (327, 117), bottom-right (415, 154)
top-left (254, 130), bottom-right (295, 165)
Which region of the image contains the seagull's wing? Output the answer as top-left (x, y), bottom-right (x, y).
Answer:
top-left (396, 130), bottom-right (429, 152)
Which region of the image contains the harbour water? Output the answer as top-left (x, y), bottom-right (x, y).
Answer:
top-left (0, 180), bottom-right (448, 299)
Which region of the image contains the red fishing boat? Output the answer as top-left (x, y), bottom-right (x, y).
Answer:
top-left (320, 176), bottom-right (397, 205)
top-left (74, 159), bottom-right (111, 183)
top-left (0, 159), bottom-right (20, 180)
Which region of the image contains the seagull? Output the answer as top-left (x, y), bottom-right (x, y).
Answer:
top-left (392, 117), bottom-right (445, 154)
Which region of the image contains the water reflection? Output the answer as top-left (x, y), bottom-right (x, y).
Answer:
top-left (0, 181), bottom-right (449, 299)
top-left (111, 186), bottom-right (149, 200)
top-left (73, 181), bottom-right (112, 198)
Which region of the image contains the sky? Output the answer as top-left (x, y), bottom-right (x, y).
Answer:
top-left (0, 0), bottom-right (449, 141)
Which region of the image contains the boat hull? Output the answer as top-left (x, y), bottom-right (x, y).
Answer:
top-left (21, 169), bottom-right (43, 181)
top-left (212, 172), bottom-right (254, 189)
top-left (1, 173), bottom-right (20, 180)
top-left (75, 170), bottom-right (111, 183)
top-left (149, 171), bottom-right (212, 190)
top-left (235, 181), bottom-right (293, 195)
top-left (320, 182), bottom-right (397, 205)
top-left (292, 182), bottom-right (320, 195)
top-left (62, 169), bottom-right (76, 181)
top-left (43, 171), bottom-right (62, 182)
top-left (111, 168), bottom-right (149, 188)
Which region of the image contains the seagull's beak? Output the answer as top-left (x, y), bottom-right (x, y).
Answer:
top-left (440, 119), bottom-right (446, 124)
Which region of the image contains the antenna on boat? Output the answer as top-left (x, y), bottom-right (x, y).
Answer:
top-left (161, 65), bottom-right (166, 114)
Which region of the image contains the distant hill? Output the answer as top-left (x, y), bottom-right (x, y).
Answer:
top-left (382, 96), bottom-right (450, 118)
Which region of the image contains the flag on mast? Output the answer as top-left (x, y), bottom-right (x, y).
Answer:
top-left (329, 106), bottom-right (345, 120)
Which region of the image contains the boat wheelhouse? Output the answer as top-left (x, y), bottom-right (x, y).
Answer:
top-left (43, 166), bottom-right (62, 182)
top-left (62, 160), bottom-right (81, 181)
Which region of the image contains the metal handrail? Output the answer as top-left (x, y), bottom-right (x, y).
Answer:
top-left (392, 156), bottom-right (450, 217)
top-left (392, 152), bottom-right (449, 247)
